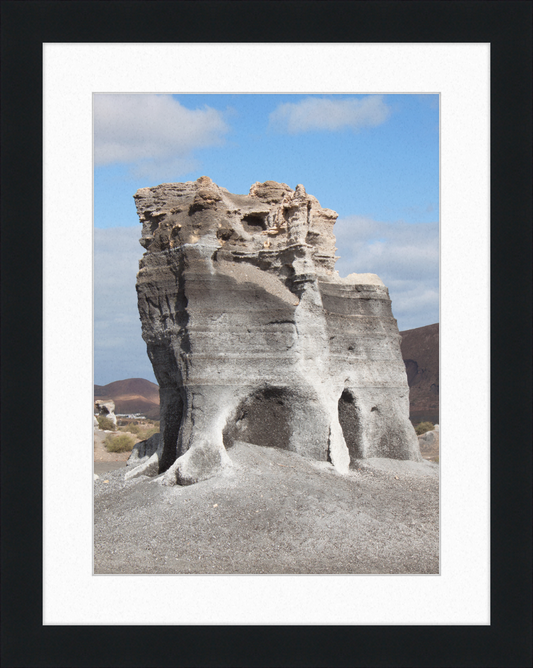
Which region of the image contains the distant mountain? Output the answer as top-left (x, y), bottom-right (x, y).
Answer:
top-left (399, 323), bottom-right (439, 425)
top-left (94, 378), bottom-right (160, 419)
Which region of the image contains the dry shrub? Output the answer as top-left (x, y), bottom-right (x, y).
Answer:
top-left (118, 420), bottom-right (160, 440)
top-left (138, 426), bottom-right (159, 440)
top-left (415, 421), bottom-right (434, 436)
top-left (97, 415), bottom-right (116, 431)
top-left (104, 434), bottom-right (136, 453)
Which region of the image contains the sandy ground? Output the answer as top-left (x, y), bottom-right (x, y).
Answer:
top-left (94, 441), bottom-right (439, 575)
top-left (94, 429), bottom-right (137, 475)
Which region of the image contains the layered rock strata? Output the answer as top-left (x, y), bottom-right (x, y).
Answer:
top-left (131, 177), bottom-right (420, 485)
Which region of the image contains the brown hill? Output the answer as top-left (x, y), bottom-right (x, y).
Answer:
top-left (399, 323), bottom-right (439, 425)
top-left (94, 378), bottom-right (160, 419)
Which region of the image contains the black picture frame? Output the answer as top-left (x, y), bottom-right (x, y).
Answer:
top-left (1, 2), bottom-right (531, 667)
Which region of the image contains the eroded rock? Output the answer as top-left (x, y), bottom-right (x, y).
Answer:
top-left (95, 399), bottom-right (117, 427)
top-left (131, 177), bottom-right (421, 485)
top-left (127, 432), bottom-right (161, 467)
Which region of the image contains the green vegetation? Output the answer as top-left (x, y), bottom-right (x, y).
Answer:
top-left (104, 433), bottom-right (136, 453)
top-left (415, 421), bottom-right (434, 436)
top-left (97, 415), bottom-right (116, 431)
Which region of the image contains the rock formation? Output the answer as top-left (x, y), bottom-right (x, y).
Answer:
top-left (127, 432), bottom-right (161, 466)
top-left (130, 177), bottom-right (421, 485)
top-left (94, 399), bottom-right (117, 427)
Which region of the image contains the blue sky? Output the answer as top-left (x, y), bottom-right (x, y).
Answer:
top-left (94, 94), bottom-right (439, 385)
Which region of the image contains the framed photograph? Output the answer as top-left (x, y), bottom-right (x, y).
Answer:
top-left (2, 2), bottom-right (530, 667)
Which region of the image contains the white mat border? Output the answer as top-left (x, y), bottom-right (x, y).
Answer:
top-left (43, 43), bottom-right (490, 625)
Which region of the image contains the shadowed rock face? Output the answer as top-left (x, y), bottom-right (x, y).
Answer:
top-left (131, 177), bottom-right (420, 485)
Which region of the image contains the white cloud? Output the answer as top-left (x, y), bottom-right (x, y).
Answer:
top-left (94, 94), bottom-right (228, 179)
top-left (334, 215), bottom-right (439, 331)
top-left (269, 95), bottom-right (391, 134)
top-left (94, 226), bottom-right (155, 384)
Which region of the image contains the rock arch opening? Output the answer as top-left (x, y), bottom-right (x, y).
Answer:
top-left (338, 389), bottom-right (363, 462)
top-left (223, 387), bottom-right (292, 451)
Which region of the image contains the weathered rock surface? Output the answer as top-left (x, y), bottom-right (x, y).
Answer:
top-left (131, 177), bottom-right (421, 485)
top-left (95, 399), bottom-right (117, 427)
top-left (127, 432), bottom-right (161, 468)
